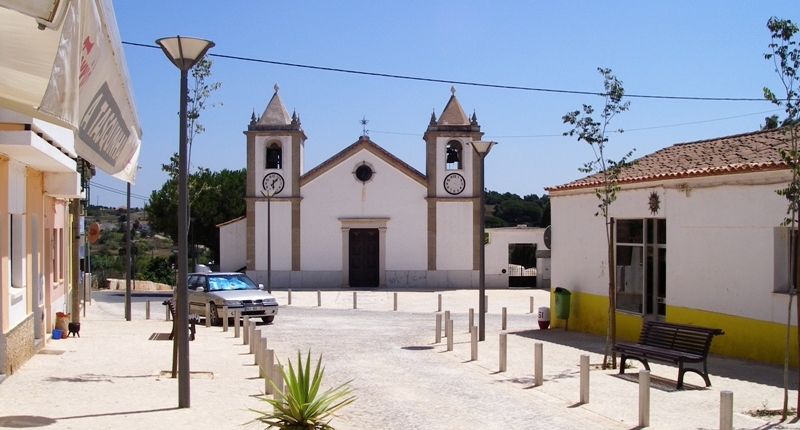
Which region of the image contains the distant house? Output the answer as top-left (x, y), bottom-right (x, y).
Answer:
top-left (547, 127), bottom-right (798, 365)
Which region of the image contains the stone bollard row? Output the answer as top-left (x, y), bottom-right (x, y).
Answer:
top-left (222, 306), bottom-right (229, 332)
top-left (234, 310), bottom-right (241, 338)
top-left (446, 319), bottom-right (453, 351)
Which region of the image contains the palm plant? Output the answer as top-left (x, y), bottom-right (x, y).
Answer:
top-left (251, 351), bottom-right (355, 430)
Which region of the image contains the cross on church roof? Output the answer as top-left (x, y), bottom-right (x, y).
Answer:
top-left (360, 116), bottom-right (369, 137)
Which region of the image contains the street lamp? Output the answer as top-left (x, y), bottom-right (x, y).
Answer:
top-left (470, 140), bottom-right (496, 342)
top-left (261, 190), bottom-right (275, 293)
top-left (156, 35), bottom-right (214, 409)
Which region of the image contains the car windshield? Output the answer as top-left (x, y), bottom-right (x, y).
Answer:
top-left (207, 275), bottom-right (258, 292)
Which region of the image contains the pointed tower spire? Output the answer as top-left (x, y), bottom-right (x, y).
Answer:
top-left (437, 86), bottom-right (470, 126)
top-left (430, 109), bottom-right (437, 125)
top-left (257, 83), bottom-right (292, 126)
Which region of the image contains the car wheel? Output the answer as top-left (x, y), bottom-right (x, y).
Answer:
top-left (261, 316), bottom-right (274, 324)
top-left (209, 303), bottom-right (221, 326)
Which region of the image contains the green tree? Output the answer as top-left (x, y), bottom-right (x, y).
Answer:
top-left (146, 166), bottom-right (246, 261)
top-left (563, 67), bottom-right (635, 369)
top-left (136, 256), bottom-right (176, 286)
top-left (764, 16), bottom-right (800, 419)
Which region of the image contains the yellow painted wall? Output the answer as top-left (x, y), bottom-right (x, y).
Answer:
top-left (551, 289), bottom-right (798, 366)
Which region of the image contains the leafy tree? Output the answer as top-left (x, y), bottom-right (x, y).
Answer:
top-left (146, 166), bottom-right (246, 261)
top-left (563, 67), bottom-right (635, 369)
top-left (136, 256), bottom-right (176, 286)
top-left (764, 16), bottom-right (800, 419)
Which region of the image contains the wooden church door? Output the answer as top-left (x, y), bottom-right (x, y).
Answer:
top-left (349, 229), bottom-right (379, 287)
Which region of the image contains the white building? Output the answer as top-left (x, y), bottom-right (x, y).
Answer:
top-left (219, 86), bottom-right (549, 290)
top-left (547, 128), bottom-right (798, 365)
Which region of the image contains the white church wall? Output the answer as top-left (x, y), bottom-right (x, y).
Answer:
top-left (218, 218), bottom-right (246, 272)
top-left (300, 148), bottom-right (427, 286)
top-left (435, 201), bottom-right (473, 269)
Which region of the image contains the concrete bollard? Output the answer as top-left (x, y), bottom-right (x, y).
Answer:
top-left (720, 391), bottom-right (733, 430)
top-left (259, 333), bottom-right (268, 375)
top-left (502, 307), bottom-right (507, 330)
top-left (484, 295), bottom-right (488, 313)
top-left (438, 294), bottom-right (442, 312)
top-left (145, 300), bottom-right (150, 320)
top-left (205, 302), bottom-right (211, 328)
top-left (580, 355), bottom-right (589, 404)
top-left (393, 292), bottom-right (398, 311)
top-left (264, 349), bottom-right (275, 394)
top-left (353, 291), bottom-right (357, 309)
top-left (534, 343), bottom-right (543, 386)
top-left (273, 365), bottom-right (285, 404)
top-left (471, 326), bottom-right (478, 361)
top-left (499, 333), bottom-right (507, 372)
top-left (468, 308), bottom-right (474, 332)
top-left (435, 314), bottom-right (442, 344)
top-left (530, 296), bottom-right (534, 314)
top-left (166, 304), bottom-right (171, 321)
top-left (222, 306), bottom-right (229, 332)
top-left (317, 290), bottom-right (322, 307)
top-left (288, 289), bottom-right (292, 305)
top-left (639, 370), bottom-right (650, 428)
top-left (243, 315), bottom-right (250, 345)
top-left (443, 310), bottom-right (450, 337)
top-left (234, 310), bottom-right (241, 338)
top-left (253, 328), bottom-right (262, 365)
top-left (249, 320), bottom-right (257, 354)
top-left (446, 319), bottom-right (453, 351)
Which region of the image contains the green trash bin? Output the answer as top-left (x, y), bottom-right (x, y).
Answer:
top-left (554, 287), bottom-right (571, 320)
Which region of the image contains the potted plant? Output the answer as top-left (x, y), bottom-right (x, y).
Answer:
top-left (251, 350), bottom-right (355, 429)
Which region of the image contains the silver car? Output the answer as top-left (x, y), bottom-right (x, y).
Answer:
top-left (187, 272), bottom-right (278, 324)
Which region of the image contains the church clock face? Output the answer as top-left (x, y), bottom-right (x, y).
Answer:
top-left (262, 172), bottom-right (285, 195)
top-left (443, 172), bottom-right (466, 195)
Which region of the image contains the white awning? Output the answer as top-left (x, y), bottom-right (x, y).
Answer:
top-left (0, 0), bottom-right (141, 183)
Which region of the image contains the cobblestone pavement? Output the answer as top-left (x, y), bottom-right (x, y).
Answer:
top-left (0, 288), bottom-right (798, 429)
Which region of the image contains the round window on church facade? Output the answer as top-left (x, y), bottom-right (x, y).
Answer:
top-left (355, 164), bottom-right (373, 182)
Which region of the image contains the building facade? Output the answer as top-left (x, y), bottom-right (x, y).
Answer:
top-left (547, 128), bottom-right (798, 365)
top-left (215, 86), bottom-right (549, 290)
top-left (0, 108), bottom-right (80, 375)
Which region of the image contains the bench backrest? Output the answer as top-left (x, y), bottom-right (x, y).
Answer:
top-left (638, 321), bottom-right (724, 356)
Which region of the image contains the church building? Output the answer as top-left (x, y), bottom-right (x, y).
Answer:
top-left (220, 86), bottom-right (494, 289)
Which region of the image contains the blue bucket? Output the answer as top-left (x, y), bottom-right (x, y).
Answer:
top-left (52, 329), bottom-right (62, 339)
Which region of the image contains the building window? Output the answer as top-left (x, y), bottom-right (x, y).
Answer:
top-left (353, 162), bottom-right (375, 183)
top-left (10, 213), bottom-right (26, 288)
top-left (615, 218), bottom-right (666, 316)
top-left (266, 142), bottom-right (282, 169)
top-left (774, 227), bottom-right (797, 294)
top-left (445, 140), bottom-right (462, 170)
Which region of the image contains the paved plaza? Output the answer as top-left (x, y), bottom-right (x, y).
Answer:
top-left (0, 288), bottom-right (799, 429)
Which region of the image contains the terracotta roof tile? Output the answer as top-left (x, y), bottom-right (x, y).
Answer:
top-left (546, 127), bottom-right (796, 191)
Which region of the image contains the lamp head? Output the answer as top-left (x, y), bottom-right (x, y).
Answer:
top-left (470, 141), bottom-right (497, 156)
top-left (156, 36), bottom-right (215, 71)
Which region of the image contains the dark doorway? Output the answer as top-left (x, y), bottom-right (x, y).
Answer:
top-left (508, 243), bottom-right (537, 288)
top-left (349, 229), bottom-right (379, 287)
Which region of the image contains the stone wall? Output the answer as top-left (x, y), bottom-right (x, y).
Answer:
top-left (105, 279), bottom-right (173, 291)
top-left (2, 314), bottom-right (35, 375)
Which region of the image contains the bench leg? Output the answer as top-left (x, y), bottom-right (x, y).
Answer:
top-left (677, 366), bottom-right (712, 389)
top-left (190, 320), bottom-right (196, 341)
top-left (619, 355), bottom-right (650, 374)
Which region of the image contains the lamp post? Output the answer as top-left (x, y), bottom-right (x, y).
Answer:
top-left (470, 140), bottom-right (496, 342)
top-left (156, 35), bottom-right (214, 409)
top-left (260, 190), bottom-right (275, 293)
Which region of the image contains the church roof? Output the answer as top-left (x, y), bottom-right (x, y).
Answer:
top-left (437, 86), bottom-right (471, 126)
top-left (546, 127), bottom-right (795, 192)
top-left (258, 84), bottom-right (291, 126)
top-left (301, 136), bottom-right (426, 186)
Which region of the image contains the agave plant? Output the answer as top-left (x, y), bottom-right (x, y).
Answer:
top-left (251, 351), bottom-right (356, 430)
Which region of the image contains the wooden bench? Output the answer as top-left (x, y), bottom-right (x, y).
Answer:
top-left (162, 298), bottom-right (200, 341)
top-left (613, 320), bottom-right (724, 389)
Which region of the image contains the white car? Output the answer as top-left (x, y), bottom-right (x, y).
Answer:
top-left (187, 272), bottom-right (278, 324)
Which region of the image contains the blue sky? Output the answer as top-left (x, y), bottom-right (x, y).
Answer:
top-left (93, 1), bottom-right (798, 208)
